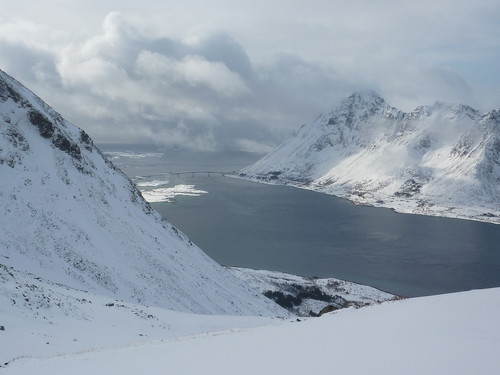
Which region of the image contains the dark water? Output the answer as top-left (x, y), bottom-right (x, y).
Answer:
top-left (102, 145), bottom-right (500, 297)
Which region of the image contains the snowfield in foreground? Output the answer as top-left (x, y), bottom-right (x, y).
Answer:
top-left (1, 264), bottom-right (394, 364)
top-left (0, 264), bottom-right (284, 366)
top-left (3, 287), bottom-right (499, 375)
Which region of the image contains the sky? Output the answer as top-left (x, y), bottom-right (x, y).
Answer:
top-left (0, 0), bottom-right (498, 152)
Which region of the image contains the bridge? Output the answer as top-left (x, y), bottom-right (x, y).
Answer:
top-left (137, 171), bottom-right (233, 178)
top-left (169, 171), bottom-right (229, 178)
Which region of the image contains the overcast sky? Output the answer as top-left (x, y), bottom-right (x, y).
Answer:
top-left (0, 0), bottom-right (498, 151)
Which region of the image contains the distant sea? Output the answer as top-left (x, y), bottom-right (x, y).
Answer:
top-left (101, 144), bottom-right (500, 297)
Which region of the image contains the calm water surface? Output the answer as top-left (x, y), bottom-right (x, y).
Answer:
top-left (103, 145), bottom-right (500, 297)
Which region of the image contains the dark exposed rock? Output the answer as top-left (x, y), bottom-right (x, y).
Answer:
top-left (417, 136), bottom-right (431, 150)
top-left (481, 212), bottom-right (496, 217)
top-left (52, 134), bottom-right (82, 161)
top-left (267, 171), bottom-right (283, 180)
top-left (26, 108), bottom-right (84, 161)
top-left (264, 283), bottom-right (349, 315)
top-left (79, 130), bottom-right (93, 151)
top-left (327, 117), bottom-right (338, 125)
top-left (0, 79), bottom-right (22, 103)
top-left (28, 110), bottom-right (54, 139)
top-left (318, 305), bottom-right (337, 316)
top-left (264, 291), bottom-right (302, 309)
top-left (6, 129), bottom-right (29, 151)
top-left (394, 179), bottom-right (422, 198)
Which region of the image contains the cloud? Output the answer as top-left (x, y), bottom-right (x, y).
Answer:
top-left (0, 12), bottom-right (287, 150)
top-left (233, 138), bottom-right (275, 154)
top-left (136, 51), bottom-right (249, 97)
top-left (0, 5), bottom-right (498, 151)
top-left (0, 40), bottom-right (57, 84)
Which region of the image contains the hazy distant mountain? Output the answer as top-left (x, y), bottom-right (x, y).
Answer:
top-left (0, 69), bottom-right (285, 316)
top-left (241, 90), bottom-right (500, 223)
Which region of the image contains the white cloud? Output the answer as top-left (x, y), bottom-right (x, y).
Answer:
top-left (136, 51), bottom-right (249, 97)
top-left (234, 138), bottom-right (275, 154)
top-left (178, 55), bottom-right (249, 96)
top-left (0, 2), bottom-right (498, 151)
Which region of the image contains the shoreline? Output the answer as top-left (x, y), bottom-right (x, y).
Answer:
top-left (229, 173), bottom-right (500, 225)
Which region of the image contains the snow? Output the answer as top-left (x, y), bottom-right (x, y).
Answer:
top-left (135, 179), bottom-right (170, 187)
top-left (132, 175), bottom-right (209, 203)
top-left (240, 91), bottom-right (500, 224)
top-left (2, 71), bottom-right (499, 375)
top-left (3, 287), bottom-right (500, 374)
top-left (0, 264), bottom-right (282, 366)
top-left (138, 184), bottom-right (208, 203)
top-left (0, 69), bottom-right (285, 317)
top-left (103, 151), bottom-right (164, 159)
top-left (228, 267), bottom-right (396, 316)
top-left (0, 263), bottom-right (394, 365)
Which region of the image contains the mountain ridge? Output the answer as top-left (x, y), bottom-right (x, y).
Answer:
top-left (240, 91), bottom-right (500, 223)
top-left (0, 69), bottom-right (286, 316)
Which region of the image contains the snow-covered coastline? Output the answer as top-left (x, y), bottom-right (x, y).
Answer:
top-left (136, 182), bottom-right (208, 203)
top-left (238, 91), bottom-right (500, 224)
top-left (232, 172), bottom-right (500, 224)
top-left (227, 267), bottom-right (397, 316)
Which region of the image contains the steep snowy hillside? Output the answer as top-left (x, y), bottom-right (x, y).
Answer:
top-left (0, 69), bottom-right (285, 316)
top-left (241, 91), bottom-right (500, 223)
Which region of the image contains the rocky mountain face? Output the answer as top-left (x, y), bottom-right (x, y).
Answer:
top-left (241, 90), bottom-right (500, 223)
top-left (0, 69), bottom-right (285, 316)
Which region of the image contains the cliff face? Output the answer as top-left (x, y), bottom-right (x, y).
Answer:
top-left (242, 90), bottom-right (500, 223)
top-left (0, 69), bottom-right (285, 316)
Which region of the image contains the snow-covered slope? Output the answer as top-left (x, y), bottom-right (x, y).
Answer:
top-left (0, 263), bottom-right (396, 365)
top-left (0, 69), bottom-right (285, 316)
top-left (228, 267), bottom-right (396, 316)
top-left (241, 90), bottom-right (500, 223)
top-left (0, 264), bottom-right (283, 366)
top-left (4, 287), bottom-right (500, 374)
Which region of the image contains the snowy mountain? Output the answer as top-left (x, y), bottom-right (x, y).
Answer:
top-left (241, 90), bottom-right (500, 223)
top-left (2, 72), bottom-right (498, 374)
top-left (0, 69), bottom-right (286, 316)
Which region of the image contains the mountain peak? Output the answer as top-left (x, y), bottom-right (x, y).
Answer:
top-left (243, 92), bottom-right (499, 223)
top-left (344, 89), bottom-right (385, 106)
top-left (321, 89), bottom-right (388, 128)
top-left (409, 101), bottom-right (482, 122)
top-left (336, 90), bottom-right (387, 117)
top-left (351, 89), bottom-right (383, 100)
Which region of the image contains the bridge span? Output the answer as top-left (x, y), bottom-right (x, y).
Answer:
top-left (137, 171), bottom-right (234, 178)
